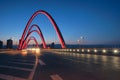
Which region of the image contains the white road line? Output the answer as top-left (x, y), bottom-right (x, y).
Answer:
top-left (39, 59), bottom-right (46, 66)
top-left (28, 57), bottom-right (38, 80)
top-left (10, 59), bottom-right (35, 63)
top-left (50, 74), bottom-right (63, 80)
top-left (0, 65), bottom-right (33, 71)
top-left (0, 51), bottom-right (6, 53)
top-left (8, 61), bottom-right (34, 66)
top-left (63, 58), bottom-right (87, 64)
top-left (0, 73), bottom-right (27, 80)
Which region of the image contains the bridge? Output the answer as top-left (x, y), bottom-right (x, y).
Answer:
top-left (18, 10), bottom-right (66, 50)
top-left (0, 10), bottom-right (120, 80)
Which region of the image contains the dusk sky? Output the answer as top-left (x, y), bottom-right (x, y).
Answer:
top-left (0, 0), bottom-right (120, 45)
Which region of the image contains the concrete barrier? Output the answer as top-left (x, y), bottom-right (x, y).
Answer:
top-left (51, 48), bottom-right (120, 56)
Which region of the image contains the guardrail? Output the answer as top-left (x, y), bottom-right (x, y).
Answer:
top-left (51, 48), bottom-right (120, 56)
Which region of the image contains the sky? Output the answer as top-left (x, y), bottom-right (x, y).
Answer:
top-left (0, 0), bottom-right (120, 45)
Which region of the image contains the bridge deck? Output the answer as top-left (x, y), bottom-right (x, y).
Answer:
top-left (0, 49), bottom-right (120, 80)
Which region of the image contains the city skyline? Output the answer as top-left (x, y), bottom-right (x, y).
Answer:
top-left (0, 0), bottom-right (120, 45)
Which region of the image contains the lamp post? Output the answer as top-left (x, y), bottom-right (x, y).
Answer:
top-left (80, 36), bottom-right (84, 48)
top-left (80, 36), bottom-right (84, 44)
top-left (77, 40), bottom-right (80, 48)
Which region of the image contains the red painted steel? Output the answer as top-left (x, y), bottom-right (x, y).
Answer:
top-left (18, 10), bottom-right (66, 50)
top-left (22, 36), bottom-right (39, 49)
top-left (28, 24), bottom-right (46, 48)
top-left (21, 30), bottom-right (46, 49)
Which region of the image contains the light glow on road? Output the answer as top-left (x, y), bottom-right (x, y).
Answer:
top-left (26, 48), bottom-right (41, 55)
top-left (21, 49), bottom-right (27, 56)
top-left (35, 48), bottom-right (41, 53)
top-left (32, 48), bottom-right (36, 51)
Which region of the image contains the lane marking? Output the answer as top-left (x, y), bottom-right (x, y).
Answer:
top-left (50, 74), bottom-right (63, 80)
top-left (63, 58), bottom-right (88, 64)
top-left (39, 59), bottom-right (46, 66)
top-left (0, 51), bottom-right (6, 53)
top-left (10, 59), bottom-right (35, 63)
top-left (0, 73), bottom-right (27, 80)
top-left (28, 56), bottom-right (38, 80)
top-left (0, 65), bottom-right (33, 71)
top-left (8, 61), bottom-right (34, 66)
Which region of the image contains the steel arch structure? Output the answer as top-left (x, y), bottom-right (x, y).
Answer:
top-left (21, 30), bottom-right (46, 49)
top-left (18, 10), bottom-right (66, 50)
top-left (21, 24), bottom-right (46, 49)
top-left (23, 36), bottom-right (39, 49)
top-left (28, 24), bottom-right (46, 48)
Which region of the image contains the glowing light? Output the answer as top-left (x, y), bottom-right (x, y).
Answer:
top-left (102, 49), bottom-right (106, 53)
top-left (113, 49), bottom-right (118, 53)
top-left (73, 49), bottom-right (75, 52)
top-left (87, 49), bottom-right (90, 52)
top-left (22, 49), bottom-right (27, 52)
top-left (77, 49), bottom-right (79, 52)
top-left (94, 49), bottom-right (97, 53)
top-left (82, 49), bottom-right (84, 52)
top-left (21, 49), bottom-right (27, 56)
top-left (35, 48), bottom-right (41, 54)
top-left (32, 48), bottom-right (36, 51)
top-left (70, 49), bottom-right (72, 51)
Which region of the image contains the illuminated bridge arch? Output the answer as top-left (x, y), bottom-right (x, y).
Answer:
top-left (18, 10), bottom-right (66, 50)
top-left (23, 36), bottom-right (39, 49)
top-left (22, 29), bottom-right (46, 49)
top-left (21, 24), bottom-right (46, 49)
top-left (28, 24), bottom-right (46, 48)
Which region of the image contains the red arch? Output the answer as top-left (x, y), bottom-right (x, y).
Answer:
top-left (23, 36), bottom-right (39, 49)
top-left (18, 10), bottom-right (66, 50)
top-left (28, 24), bottom-right (46, 48)
top-left (20, 24), bottom-right (47, 49)
top-left (21, 30), bottom-right (46, 49)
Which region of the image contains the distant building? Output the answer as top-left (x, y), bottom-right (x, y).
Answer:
top-left (50, 42), bottom-right (55, 48)
top-left (7, 39), bottom-right (13, 49)
top-left (0, 40), bottom-right (3, 49)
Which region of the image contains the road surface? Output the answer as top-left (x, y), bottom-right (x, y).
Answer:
top-left (0, 49), bottom-right (120, 80)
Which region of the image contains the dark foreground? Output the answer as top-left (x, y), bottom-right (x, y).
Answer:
top-left (0, 49), bottom-right (120, 80)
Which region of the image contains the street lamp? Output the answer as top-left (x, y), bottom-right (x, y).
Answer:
top-left (77, 40), bottom-right (80, 48)
top-left (80, 36), bottom-right (84, 48)
top-left (80, 36), bottom-right (84, 44)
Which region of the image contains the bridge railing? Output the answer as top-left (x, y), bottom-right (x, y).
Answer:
top-left (50, 48), bottom-right (120, 56)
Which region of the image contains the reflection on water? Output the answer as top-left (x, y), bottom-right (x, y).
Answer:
top-left (58, 52), bottom-right (120, 70)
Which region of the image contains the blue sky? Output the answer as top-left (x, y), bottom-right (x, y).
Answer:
top-left (0, 0), bottom-right (120, 45)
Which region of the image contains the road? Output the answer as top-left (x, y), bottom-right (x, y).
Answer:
top-left (0, 49), bottom-right (120, 80)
